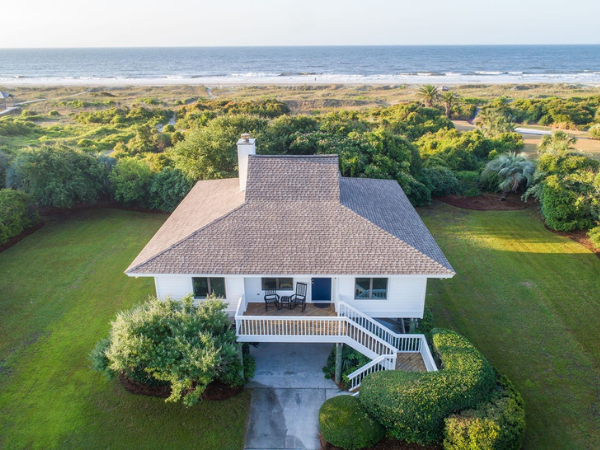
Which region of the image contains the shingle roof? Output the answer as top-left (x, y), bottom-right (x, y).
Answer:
top-left (126, 155), bottom-right (454, 276)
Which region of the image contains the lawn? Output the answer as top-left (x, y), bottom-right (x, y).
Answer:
top-left (421, 202), bottom-right (600, 450)
top-left (0, 209), bottom-right (251, 449)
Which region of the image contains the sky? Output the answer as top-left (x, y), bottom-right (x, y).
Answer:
top-left (1, 0), bottom-right (600, 48)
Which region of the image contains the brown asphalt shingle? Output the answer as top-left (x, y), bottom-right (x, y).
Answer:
top-left (126, 155), bottom-right (454, 276)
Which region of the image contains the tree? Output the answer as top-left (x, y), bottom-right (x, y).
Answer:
top-left (475, 109), bottom-right (515, 137)
top-left (91, 295), bottom-right (249, 406)
top-left (482, 152), bottom-right (535, 198)
top-left (0, 189), bottom-right (39, 245)
top-left (170, 114), bottom-right (268, 181)
top-left (109, 157), bottom-right (154, 207)
top-left (417, 85), bottom-right (439, 108)
top-left (440, 91), bottom-right (459, 119)
top-left (7, 145), bottom-right (104, 208)
top-left (149, 167), bottom-right (193, 212)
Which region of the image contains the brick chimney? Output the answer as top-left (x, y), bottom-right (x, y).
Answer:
top-left (237, 133), bottom-right (256, 191)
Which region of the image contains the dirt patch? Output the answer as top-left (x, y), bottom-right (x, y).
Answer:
top-left (118, 372), bottom-right (243, 401)
top-left (437, 194), bottom-right (533, 211)
top-left (320, 434), bottom-right (441, 450)
top-left (547, 227), bottom-right (600, 259)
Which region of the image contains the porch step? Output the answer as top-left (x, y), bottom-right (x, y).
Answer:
top-left (395, 353), bottom-right (426, 372)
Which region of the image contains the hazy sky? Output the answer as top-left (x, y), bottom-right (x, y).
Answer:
top-left (1, 0), bottom-right (599, 48)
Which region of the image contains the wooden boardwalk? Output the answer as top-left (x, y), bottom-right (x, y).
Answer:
top-left (396, 353), bottom-right (426, 372)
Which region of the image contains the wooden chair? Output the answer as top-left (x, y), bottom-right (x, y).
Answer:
top-left (264, 289), bottom-right (280, 311)
top-left (290, 282), bottom-right (308, 312)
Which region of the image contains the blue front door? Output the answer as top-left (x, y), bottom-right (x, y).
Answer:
top-left (311, 278), bottom-right (332, 301)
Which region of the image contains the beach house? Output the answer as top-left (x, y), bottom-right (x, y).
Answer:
top-left (126, 134), bottom-right (455, 387)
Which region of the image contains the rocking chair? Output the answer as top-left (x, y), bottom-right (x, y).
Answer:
top-left (264, 289), bottom-right (280, 310)
top-left (290, 282), bottom-right (308, 312)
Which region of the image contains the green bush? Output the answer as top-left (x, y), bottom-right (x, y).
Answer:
top-left (455, 171), bottom-right (481, 196)
top-left (539, 173), bottom-right (595, 232)
top-left (149, 167), bottom-right (192, 212)
top-left (91, 295), bottom-right (250, 406)
top-left (0, 189), bottom-right (40, 245)
top-left (588, 226), bottom-right (600, 250)
top-left (319, 395), bottom-right (385, 450)
top-left (443, 371), bottom-right (526, 450)
top-left (7, 146), bottom-right (105, 208)
top-left (109, 157), bottom-right (154, 207)
top-left (360, 329), bottom-right (496, 445)
top-left (322, 345), bottom-right (370, 385)
top-left (422, 166), bottom-right (460, 197)
top-left (589, 124), bottom-right (600, 140)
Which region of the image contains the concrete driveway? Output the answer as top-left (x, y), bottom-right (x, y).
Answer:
top-left (244, 343), bottom-right (343, 450)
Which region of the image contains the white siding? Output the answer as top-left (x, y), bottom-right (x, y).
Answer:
top-left (337, 275), bottom-right (427, 318)
top-left (153, 274), bottom-right (428, 319)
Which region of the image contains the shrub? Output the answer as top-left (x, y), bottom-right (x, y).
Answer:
top-left (7, 146), bottom-right (105, 208)
top-left (588, 226), bottom-right (600, 250)
top-left (455, 171), bottom-right (481, 196)
top-left (322, 345), bottom-right (370, 385)
top-left (91, 295), bottom-right (250, 406)
top-left (149, 167), bottom-right (192, 212)
top-left (49, 110), bottom-right (60, 117)
top-left (422, 166), bottom-right (460, 197)
top-left (443, 371), bottom-right (526, 450)
top-left (109, 157), bottom-right (154, 207)
top-left (589, 124), bottom-right (600, 140)
top-left (0, 189), bottom-right (40, 245)
top-left (319, 395), bottom-right (385, 450)
top-left (398, 172), bottom-right (432, 207)
top-left (360, 329), bottom-right (496, 445)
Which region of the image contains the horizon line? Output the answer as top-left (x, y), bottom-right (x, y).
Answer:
top-left (2, 43), bottom-right (600, 50)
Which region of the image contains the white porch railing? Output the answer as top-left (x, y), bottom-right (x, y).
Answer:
top-left (234, 297), bottom-right (437, 391)
top-left (346, 354), bottom-right (396, 392)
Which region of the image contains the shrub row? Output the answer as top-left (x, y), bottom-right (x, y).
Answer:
top-left (444, 370), bottom-right (526, 450)
top-left (0, 189), bottom-right (40, 245)
top-left (360, 328), bottom-right (496, 445)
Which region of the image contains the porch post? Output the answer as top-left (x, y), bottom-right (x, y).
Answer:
top-left (409, 318), bottom-right (417, 333)
top-left (335, 343), bottom-right (343, 385)
top-left (238, 343), bottom-right (245, 380)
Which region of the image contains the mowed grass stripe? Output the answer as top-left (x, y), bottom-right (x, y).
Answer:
top-left (421, 203), bottom-right (600, 450)
top-left (0, 209), bottom-right (251, 449)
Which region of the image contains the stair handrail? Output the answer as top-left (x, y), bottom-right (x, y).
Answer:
top-left (346, 354), bottom-right (396, 391)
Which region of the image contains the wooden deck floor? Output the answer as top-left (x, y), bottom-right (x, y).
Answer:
top-left (244, 302), bottom-right (337, 317)
top-left (396, 353), bottom-right (426, 372)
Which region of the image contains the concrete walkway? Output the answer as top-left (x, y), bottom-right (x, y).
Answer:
top-left (244, 343), bottom-right (343, 450)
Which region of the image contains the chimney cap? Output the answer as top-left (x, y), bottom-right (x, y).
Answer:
top-left (240, 133), bottom-right (251, 142)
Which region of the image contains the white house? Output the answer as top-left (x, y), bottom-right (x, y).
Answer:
top-left (126, 134), bottom-right (455, 387)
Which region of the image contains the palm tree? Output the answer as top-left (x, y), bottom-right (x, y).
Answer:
top-left (417, 84), bottom-right (439, 108)
top-left (475, 108), bottom-right (515, 137)
top-left (482, 152), bottom-right (535, 199)
top-left (440, 91), bottom-right (458, 119)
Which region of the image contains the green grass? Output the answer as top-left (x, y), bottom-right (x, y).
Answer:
top-left (0, 209), bottom-right (251, 449)
top-left (420, 202), bottom-right (600, 450)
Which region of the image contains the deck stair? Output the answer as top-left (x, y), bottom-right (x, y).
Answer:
top-left (234, 296), bottom-right (437, 391)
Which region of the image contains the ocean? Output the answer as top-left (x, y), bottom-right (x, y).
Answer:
top-left (1, 45), bottom-right (600, 86)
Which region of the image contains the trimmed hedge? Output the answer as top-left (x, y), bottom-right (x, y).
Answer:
top-left (444, 371), bottom-right (526, 450)
top-left (319, 395), bottom-right (385, 450)
top-left (360, 329), bottom-right (496, 445)
top-left (0, 189), bottom-right (40, 245)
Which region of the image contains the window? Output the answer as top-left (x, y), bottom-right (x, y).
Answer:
top-left (261, 277), bottom-right (293, 291)
top-left (355, 278), bottom-right (388, 299)
top-left (192, 277), bottom-right (226, 299)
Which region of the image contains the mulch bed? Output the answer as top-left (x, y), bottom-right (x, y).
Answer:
top-left (547, 227), bottom-right (600, 259)
top-left (0, 222), bottom-right (45, 254)
top-left (320, 434), bottom-right (441, 450)
top-left (437, 194), bottom-right (533, 211)
top-left (118, 371), bottom-right (243, 401)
